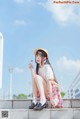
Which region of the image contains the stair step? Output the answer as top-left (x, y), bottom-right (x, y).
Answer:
top-left (0, 108), bottom-right (80, 119)
top-left (0, 99), bottom-right (80, 109)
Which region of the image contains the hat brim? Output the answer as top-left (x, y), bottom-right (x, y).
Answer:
top-left (34, 48), bottom-right (48, 58)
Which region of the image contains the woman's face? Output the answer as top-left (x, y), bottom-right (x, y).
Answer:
top-left (36, 54), bottom-right (42, 64)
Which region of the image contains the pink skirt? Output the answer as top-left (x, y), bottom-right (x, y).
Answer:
top-left (37, 83), bottom-right (63, 108)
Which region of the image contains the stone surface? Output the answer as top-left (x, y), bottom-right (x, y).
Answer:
top-left (72, 99), bottom-right (80, 108)
top-left (63, 99), bottom-right (71, 108)
top-left (10, 109), bottom-right (28, 119)
top-left (0, 99), bottom-right (80, 119)
top-left (51, 108), bottom-right (73, 119)
top-left (13, 100), bottom-right (31, 109)
top-left (73, 108), bottom-right (80, 119)
top-left (29, 109), bottom-right (50, 119)
top-left (0, 99), bottom-right (80, 109)
top-left (0, 108), bottom-right (80, 119)
top-left (0, 100), bottom-right (12, 109)
top-left (0, 109), bottom-right (28, 119)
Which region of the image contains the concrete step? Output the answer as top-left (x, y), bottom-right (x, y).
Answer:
top-left (0, 108), bottom-right (80, 119)
top-left (0, 99), bottom-right (80, 109)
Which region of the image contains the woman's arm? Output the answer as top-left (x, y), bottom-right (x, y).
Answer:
top-left (46, 79), bottom-right (59, 87)
top-left (29, 63), bottom-right (36, 78)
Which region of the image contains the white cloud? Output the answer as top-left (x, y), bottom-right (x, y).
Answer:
top-left (55, 56), bottom-right (80, 92)
top-left (14, 20), bottom-right (28, 26)
top-left (14, 0), bottom-right (31, 3)
top-left (56, 56), bottom-right (80, 73)
top-left (39, 0), bottom-right (80, 25)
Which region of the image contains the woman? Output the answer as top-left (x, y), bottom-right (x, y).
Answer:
top-left (29, 48), bottom-right (63, 110)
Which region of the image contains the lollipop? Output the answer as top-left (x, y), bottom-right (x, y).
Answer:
top-left (31, 60), bottom-right (33, 62)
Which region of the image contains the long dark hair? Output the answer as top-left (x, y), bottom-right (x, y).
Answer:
top-left (35, 50), bottom-right (58, 84)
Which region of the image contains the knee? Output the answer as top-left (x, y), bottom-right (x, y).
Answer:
top-left (35, 75), bottom-right (40, 80)
top-left (32, 74), bottom-right (39, 79)
top-left (34, 75), bottom-right (42, 82)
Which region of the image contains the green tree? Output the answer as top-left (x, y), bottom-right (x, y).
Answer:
top-left (17, 93), bottom-right (27, 99)
top-left (61, 92), bottom-right (65, 98)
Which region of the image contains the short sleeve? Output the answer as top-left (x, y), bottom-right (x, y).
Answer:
top-left (45, 64), bottom-right (54, 80)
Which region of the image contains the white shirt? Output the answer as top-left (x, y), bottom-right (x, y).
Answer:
top-left (38, 64), bottom-right (54, 80)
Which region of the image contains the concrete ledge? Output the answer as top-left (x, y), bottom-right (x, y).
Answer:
top-left (0, 99), bottom-right (80, 109)
top-left (29, 109), bottom-right (50, 119)
top-left (0, 109), bottom-right (29, 119)
top-left (51, 108), bottom-right (73, 119)
top-left (71, 99), bottom-right (80, 108)
top-left (0, 108), bottom-right (80, 119)
top-left (13, 100), bottom-right (31, 109)
top-left (0, 100), bottom-right (12, 109)
top-left (73, 108), bottom-right (80, 119)
top-left (63, 99), bottom-right (71, 108)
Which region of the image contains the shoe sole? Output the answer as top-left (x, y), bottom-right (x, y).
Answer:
top-left (34, 103), bottom-right (48, 111)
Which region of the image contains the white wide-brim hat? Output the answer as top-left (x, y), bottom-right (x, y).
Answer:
top-left (34, 48), bottom-right (48, 58)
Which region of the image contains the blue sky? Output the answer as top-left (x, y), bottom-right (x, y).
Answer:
top-left (0, 0), bottom-right (80, 98)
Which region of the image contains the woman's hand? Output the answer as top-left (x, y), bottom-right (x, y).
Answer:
top-left (29, 63), bottom-right (33, 69)
top-left (29, 63), bottom-right (35, 76)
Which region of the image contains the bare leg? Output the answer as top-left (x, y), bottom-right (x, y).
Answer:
top-left (30, 68), bottom-right (47, 105)
top-left (30, 69), bottom-right (38, 104)
top-left (34, 75), bottom-right (46, 105)
top-left (32, 77), bottom-right (38, 97)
